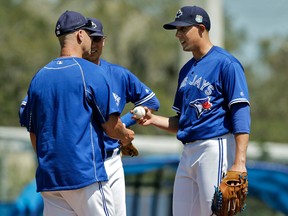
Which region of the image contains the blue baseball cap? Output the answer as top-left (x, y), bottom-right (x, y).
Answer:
top-left (163, 6), bottom-right (211, 31)
top-left (55, 11), bottom-right (91, 37)
top-left (86, 18), bottom-right (104, 37)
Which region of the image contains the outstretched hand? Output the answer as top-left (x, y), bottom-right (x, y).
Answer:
top-left (131, 106), bottom-right (152, 126)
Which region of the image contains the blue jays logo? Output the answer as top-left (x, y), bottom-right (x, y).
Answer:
top-left (175, 9), bottom-right (183, 18)
top-left (190, 97), bottom-right (212, 118)
top-left (91, 21), bottom-right (97, 29)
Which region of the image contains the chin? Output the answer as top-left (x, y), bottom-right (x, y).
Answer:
top-left (182, 47), bottom-right (192, 52)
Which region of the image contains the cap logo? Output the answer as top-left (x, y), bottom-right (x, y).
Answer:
top-left (91, 21), bottom-right (97, 29)
top-left (175, 9), bottom-right (183, 18)
top-left (195, 15), bottom-right (203, 23)
top-left (55, 24), bottom-right (61, 36)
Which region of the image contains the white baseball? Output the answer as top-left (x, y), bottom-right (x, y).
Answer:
top-left (132, 106), bottom-right (146, 119)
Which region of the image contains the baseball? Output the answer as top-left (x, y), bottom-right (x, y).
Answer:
top-left (132, 106), bottom-right (146, 119)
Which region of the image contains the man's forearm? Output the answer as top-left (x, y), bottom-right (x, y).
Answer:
top-left (102, 114), bottom-right (134, 145)
top-left (150, 115), bottom-right (179, 133)
top-left (231, 133), bottom-right (249, 172)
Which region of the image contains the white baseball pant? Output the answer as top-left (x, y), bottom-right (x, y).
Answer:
top-left (41, 181), bottom-right (115, 216)
top-left (104, 150), bottom-right (126, 216)
top-left (173, 133), bottom-right (236, 216)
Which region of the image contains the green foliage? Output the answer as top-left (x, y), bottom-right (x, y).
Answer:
top-left (0, 0), bottom-right (287, 143)
top-left (0, 0), bottom-right (58, 125)
top-left (0, 0), bottom-right (179, 127)
top-left (246, 37), bottom-right (288, 143)
top-left (224, 8), bottom-right (288, 143)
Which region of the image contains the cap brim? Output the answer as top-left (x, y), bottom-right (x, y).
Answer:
top-left (163, 21), bottom-right (193, 30)
top-left (89, 32), bottom-right (104, 37)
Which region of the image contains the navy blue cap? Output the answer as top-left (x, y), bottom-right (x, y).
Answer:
top-left (163, 6), bottom-right (211, 31)
top-left (86, 18), bottom-right (104, 37)
top-left (55, 11), bottom-right (91, 37)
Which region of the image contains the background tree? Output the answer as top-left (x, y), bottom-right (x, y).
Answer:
top-left (0, 1), bottom-right (52, 125)
top-left (248, 37), bottom-right (288, 143)
top-left (0, 0), bottom-right (287, 142)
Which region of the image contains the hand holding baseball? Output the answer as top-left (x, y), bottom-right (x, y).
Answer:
top-left (132, 106), bottom-right (146, 119)
top-left (131, 106), bottom-right (153, 126)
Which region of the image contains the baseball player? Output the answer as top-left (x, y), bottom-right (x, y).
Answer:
top-left (20, 11), bottom-right (134, 216)
top-left (19, 17), bottom-right (160, 216)
top-left (138, 6), bottom-right (250, 216)
top-left (85, 17), bottom-right (160, 216)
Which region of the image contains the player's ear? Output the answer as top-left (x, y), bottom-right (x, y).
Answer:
top-left (197, 24), bottom-right (207, 36)
top-left (198, 24), bottom-right (206, 33)
top-left (76, 30), bottom-right (87, 43)
top-left (75, 30), bottom-right (83, 43)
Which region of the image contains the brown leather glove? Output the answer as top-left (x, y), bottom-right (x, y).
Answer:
top-left (211, 171), bottom-right (248, 216)
top-left (120, 143), bottom-right (139, 157)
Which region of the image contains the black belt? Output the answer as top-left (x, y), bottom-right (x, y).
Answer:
top-left (106, 148), bottom-right (120, 159)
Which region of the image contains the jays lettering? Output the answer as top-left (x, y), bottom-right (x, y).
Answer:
top-left (189, 75), bottom-right (214, 95)
top-left (180, 74), bottom-right (215, 96)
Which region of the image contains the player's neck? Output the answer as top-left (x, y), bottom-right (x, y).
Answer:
top-left (60, 47), bottom-right (82, 58)
top-left (193, 43), bottom-right (213, 61)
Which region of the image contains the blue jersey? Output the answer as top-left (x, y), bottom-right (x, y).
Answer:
top-left (99, 59), bottom-right (160, 151)
top-left (173, 46), bottom-right (250, 143)
top-left (24, 57), bottom-right (120, 192)
top-left (19, 59), bottom-right (160, 157)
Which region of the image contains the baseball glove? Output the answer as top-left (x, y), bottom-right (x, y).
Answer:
top-left (120, 143), bottom-right (139, 157)
top-left (211, 171), bottom-right (248, 216)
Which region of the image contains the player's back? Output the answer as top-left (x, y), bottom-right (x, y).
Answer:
top-left (26, 57), bottom-right (111, 191)
top-left (28, 57), bottom-right (99, 139)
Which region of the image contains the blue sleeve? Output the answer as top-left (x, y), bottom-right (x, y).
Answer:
top-left (222, 62), bottom-right (250, 108)
top-left (120, 112), bottom-right (136, 128)
top-left (124, 70), bottom-right (160, 111)
top-left (231, 103), bottom-right (251, 134)
top-left (86, 66), bottom-right (120, 123)
top-left (140, 95), bottom-right (160, 111)
top-left (101, 60), bottom-right (160, 117)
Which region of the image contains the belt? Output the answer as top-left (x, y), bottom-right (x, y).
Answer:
top-left (106, 148), bottom-right (120, 159)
